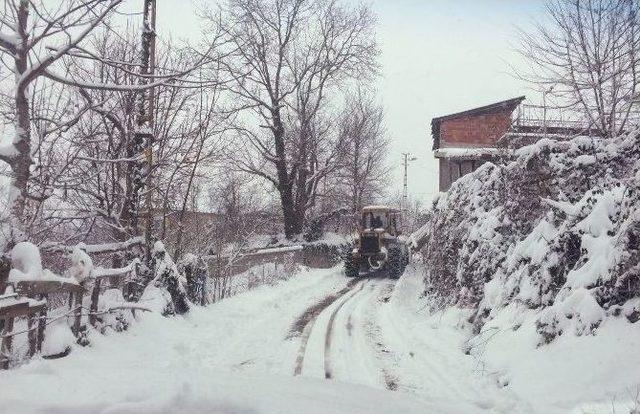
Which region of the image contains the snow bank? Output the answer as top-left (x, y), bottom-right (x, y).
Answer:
top-left (473, 302), bottom-right (640, 413)
top-left (420, 130), bottom-right (640, 341)
top-left (399, 264), bottom-right (640, 413)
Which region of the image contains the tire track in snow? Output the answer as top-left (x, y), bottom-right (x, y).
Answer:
top-left (323, 282), bottom-right (368, 379)
top-left (361, 282), bottom-right (405, 392)
top-left (320, 277), bottom-right (399, 391)
top-left (291, 278), bottom-right (361, 376)
top-left (371, 276), bottom-right (504, 411)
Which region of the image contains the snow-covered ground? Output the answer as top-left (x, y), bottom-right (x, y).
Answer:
top-left (472, 301), bottom-right (640, 414)
top-left (0, 267), bottom-right (425, 414)
top-left (1, 264), bottom-right (638, 413)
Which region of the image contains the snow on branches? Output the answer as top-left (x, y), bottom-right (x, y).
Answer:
top-left (420, 130), bottom-right (640, 343)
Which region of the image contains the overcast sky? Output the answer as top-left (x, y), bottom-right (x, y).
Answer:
top-left (153, 0), bottom-right (547, 205)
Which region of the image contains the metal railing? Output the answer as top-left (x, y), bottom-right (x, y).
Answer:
top-left (513, 104), bottom-right (590, 133)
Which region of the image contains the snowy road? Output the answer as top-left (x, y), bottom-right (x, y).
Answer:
top-left (287, 271), bottom-right (515, 413)
top-left (0, 266), bottom-right (521, 413)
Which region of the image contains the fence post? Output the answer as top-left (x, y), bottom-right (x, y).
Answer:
top-left (1, 316), bottom-right (14, 369)
top-left (36, 300), bottom-right (47, 354)
top-left (27, 314), bottom-right (37, 358)
top-left (73, 291), bottom-right (83, 335)
top-left (89, 279), bottom-right (101, 327)
top-left (199, 267), bottom-right (206, 306)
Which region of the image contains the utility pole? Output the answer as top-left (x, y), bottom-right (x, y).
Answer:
top-left (134, 0), bottom-right (157, 261)
top-left (401, 152), bottom-right (417, 220)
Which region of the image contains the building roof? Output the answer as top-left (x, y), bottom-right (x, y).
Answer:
top-left (433, 147), bottom-right (503, 159)
top-left (431, 96), bottom-right (526, 150)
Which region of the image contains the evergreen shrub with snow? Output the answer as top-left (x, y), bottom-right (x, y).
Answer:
top-left (178, 253), bottom-right (208, 305)
top-left (420, 131), bottom-right (640, 343)
top-left (141, 241), bottom-right (190, 315)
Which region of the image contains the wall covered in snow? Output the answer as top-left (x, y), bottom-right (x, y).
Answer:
top-left (419, 130), bottom-right (640, 342)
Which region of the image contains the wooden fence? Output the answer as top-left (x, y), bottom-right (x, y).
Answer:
top-left (0, 241), bottom-right (348, 369)
top-left (0, 262), bottom-right (140, 370)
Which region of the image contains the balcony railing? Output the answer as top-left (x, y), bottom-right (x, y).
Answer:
top-left (512, 104), bottom-right (592, 134)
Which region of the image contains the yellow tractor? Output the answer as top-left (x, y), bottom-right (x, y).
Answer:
top-left (344, 205), bottom-right (409, 278)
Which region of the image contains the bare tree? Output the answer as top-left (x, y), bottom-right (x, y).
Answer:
top-left (165, 77), bottom-right (228, 261)
top-left (0, 0), bottom-right (123, 247)
top-left (207, 174), bottom-right (272, 247)
top-left (33, 29), bottom-right (227, 264)
top-left (0, 3), bottom-right (225, 270)
top-left (334, 89), bottom-right (390, 215)
top-left (203, 0), bottom-right (378, 238)
top-left (519, 0), bottom-right (640, 137)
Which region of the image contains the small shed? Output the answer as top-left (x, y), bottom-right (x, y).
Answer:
top-left (431, 96), bottom-right (525, 192)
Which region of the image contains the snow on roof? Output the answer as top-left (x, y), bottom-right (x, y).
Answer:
top-left (433, 147), bottom-right (504, 159)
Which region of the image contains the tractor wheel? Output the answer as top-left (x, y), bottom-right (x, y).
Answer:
top-left (344, 253), bottom-right (360, 278)
top-left (386, 246), bottom-right (407, 279)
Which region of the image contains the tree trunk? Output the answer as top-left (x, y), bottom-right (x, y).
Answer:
top-left (279, 184), bottom-right (303, 238)
top-left (7, 5), bottom-right (33, 246)
top-left (271, 108), bottom-right (306, 239)
top-left (11, 89), bottom-right (31, 226)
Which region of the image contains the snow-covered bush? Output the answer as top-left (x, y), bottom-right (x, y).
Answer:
top-left (41, 321), bottom-right (75, 358)
top-left (141, 241), bottom-right (190, 315)
top-left (419, 130), bottom-right (640, 342)
top-left (8, 242), bottom-right (45, 280)
top-left (98, 288), bottom-right (131, 332)
top-left (177, 253), bottom-right (208, 305)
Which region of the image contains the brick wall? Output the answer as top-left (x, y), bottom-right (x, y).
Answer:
top-left (440, 111), bottom-right (512, 147)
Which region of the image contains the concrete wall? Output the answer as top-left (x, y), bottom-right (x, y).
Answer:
top-left (209, 243), bottom-right (347, 278)
top-left (438, 158), bottom-right (486, 192)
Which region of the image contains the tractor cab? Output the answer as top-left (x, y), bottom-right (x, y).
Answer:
top-left (360, 205), bottom-right (401, 236)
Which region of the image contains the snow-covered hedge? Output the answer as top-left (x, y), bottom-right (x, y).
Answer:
top-left (420, 131), bottom-right (640, 343)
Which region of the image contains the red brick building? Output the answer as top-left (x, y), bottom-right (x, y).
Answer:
top-left (431, 96), bottom-right (524, 191)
